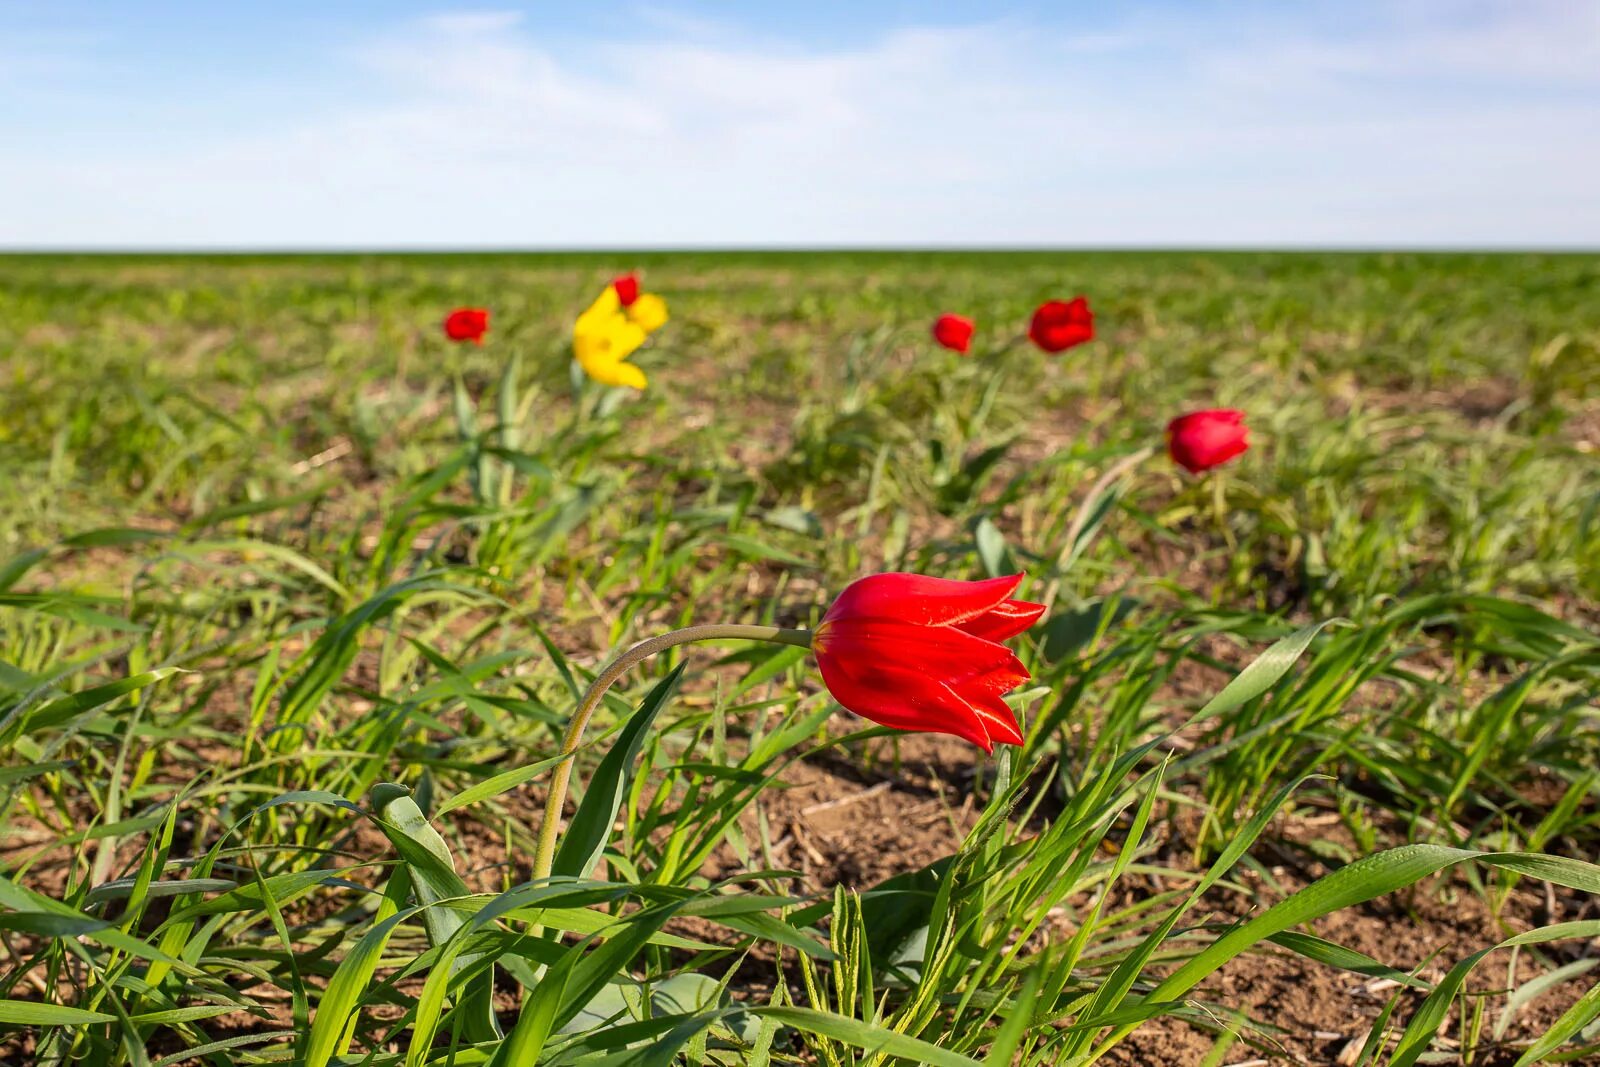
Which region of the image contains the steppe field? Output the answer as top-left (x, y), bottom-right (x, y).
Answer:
top-left (1, 250), bottom-right (1598, 1066)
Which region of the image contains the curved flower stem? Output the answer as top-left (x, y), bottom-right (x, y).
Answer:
top-left (530, 623), bottom-right (814, 884)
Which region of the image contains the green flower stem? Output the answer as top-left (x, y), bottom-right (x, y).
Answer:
top-left (530, 623), bottom-right (814, 884)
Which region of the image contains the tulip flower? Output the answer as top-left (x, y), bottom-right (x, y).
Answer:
top-left (574, 289), bottom-right (648, 389)
top-left (612, 272), bottom-right (640, 307)
top-left (1167, 408), bottom-right (1250, 473)
top-left (812, 573), bottom-right (1044, 751)
top-left (1028, 297), bottom-right (1093, 353)
top-left (932, 313), bottom-right (976, 355)
top-left (529, 570), bottom-right (1044, 881)
top-left (573, 279), bottom-right (668, 389)
top-left (443, 307), bottom-right (489, 345)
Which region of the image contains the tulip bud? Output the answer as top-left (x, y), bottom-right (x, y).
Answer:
top-left (612, 273), bottom-right (640, 307)
top-left (1167, 409), bottom-right (1250, 473)
top-left (1028, 297), bottom-right (1093, 353)
top-left (812, 573), bottom-right (1044, 751)
top-left (443, 307), bottom-right (489, 345)
top-left (932, 313), bottom-right (976, 354)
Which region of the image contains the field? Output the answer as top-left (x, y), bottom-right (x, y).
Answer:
top-left (1, 250), bottom-right (1598, 1066)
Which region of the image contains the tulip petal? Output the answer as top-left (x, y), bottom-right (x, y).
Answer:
top-left (952, 661), bottom-right (1031, 744)
top-left (585, 359), bottom-right (648, 390)
top-left (957, 659), bottom-right (1031, 697)
top-left (1166, 408), bottom-right (1244, 435)
top-left (625, 293), bottom-right (669, 333)
top-left (817, 617), bottom-right (1028, 689)
top-left (575, 287), bottom-right (622, 332)
top-left (574, 313), bottom-right (649, 391)
top-left (816, 655), bottom-right (994, 750)
top-left (957, 686), bottom-right (1025, 746)
top-left (822, 573), bottom-right (1024, 630)
top-left (612, 273), bottom-right (640, 307)
top-left (957, 598), bottom-right (1046, 642)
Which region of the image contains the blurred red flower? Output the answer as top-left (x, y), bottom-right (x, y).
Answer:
top-left (1028, 297), bottom-right (1093, 353)
top-left (932, 313), bottom-right (976, 354)
top-left (612, 273), bottom-right (640, 307)
top-left (1167, 409), bottom-right (1250, 473)
top-left (812, 573), bottom-right (1044, 752)
top-left (443, 308), bottom-right (489, 345)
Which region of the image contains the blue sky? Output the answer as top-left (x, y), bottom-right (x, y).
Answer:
top-left (2, 1), bottom-right (1597, 248)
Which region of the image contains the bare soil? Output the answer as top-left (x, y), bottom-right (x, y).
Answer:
top-left (740, 735), bottom-right (1599, 1066)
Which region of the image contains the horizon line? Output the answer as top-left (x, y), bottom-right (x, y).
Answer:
top-left (3, 244), bottom-right (1598, 256)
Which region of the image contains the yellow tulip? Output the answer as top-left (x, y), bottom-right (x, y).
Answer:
top-left (570, 279), bottom-right (669, 391)
top-left (624, 292), bottom-right (669, 333)
top-left (574, 317), bottom-right (648, 390)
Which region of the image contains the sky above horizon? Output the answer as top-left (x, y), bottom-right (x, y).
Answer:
top-left (2, 1), bottom-right (1597, 249)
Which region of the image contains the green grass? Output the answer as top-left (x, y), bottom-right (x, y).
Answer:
top-left (0, 251), bottom-right (1597, 1065)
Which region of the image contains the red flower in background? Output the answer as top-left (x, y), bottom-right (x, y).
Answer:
top-left (443, 307), bottom-right (490, 345)
top-left (812, 573), bottom-right (1044, 752)
top-left (1167, 409), bottom-right (1250, 473)
top-left (932, 313), bottom-right (976, 354)
top-left (1028, 297), bottom-right (1093, 353)
top-left (612, 273), bottom-right (640, 307)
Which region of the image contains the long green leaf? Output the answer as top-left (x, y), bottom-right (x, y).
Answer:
top-left (550, 665), bottom-right (685, 880)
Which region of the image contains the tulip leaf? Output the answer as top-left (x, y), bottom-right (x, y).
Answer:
top-left (785, 856), bottom-right (953, 984)
top-left (974, 517), bottom-right (1014, 578)
top-left (1058, 483), bottom-right (1125, 575)
top-left (372, 786), bottom-right (501, 1044)
top-left (553, 903), bottom-right (686, 1034)
top-left (433, 751), bottom-right (570, 817)
top-left (59, 526), bottom-right (169, 549)
top-left (1190, 618), bottom-right (1345, 725)
top-left (1513, 975), bottom-right (1600, 1066)
top-left (1040, 597), bottom-right (1138, 661)
top-left (303, 906), bottom-right (413, 1067)
top-left (0, 1000), bottom-right (117, 1026)
top-left (551, 664), bottom-right (685, 881)
top-left (8, 667), bottom-right (183, 740)
top-left (0, 548), bottom-right (48, 593)
top-left (1265, 930), bottom-right (1431, 991)
top-left (754, 1006), bottom-right (986, 1067)
top-left (762, 505), bottom-right (823, 537)
top-left (488, 932), bottom-right (583, 1064)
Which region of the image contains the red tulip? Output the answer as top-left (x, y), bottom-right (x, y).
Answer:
top-left (612, 272), bottom-right (640, 307)
top-left (1028, 297), bottom-right (1093, 353)
top-left (812, 573), bottom-right (1045, 752)
top-left (443, 307), bottom-right (490, 345)
top-left (1167, 409), bottom-right (1250, 473)
top-left (932, 313), bottom-right (976, 355)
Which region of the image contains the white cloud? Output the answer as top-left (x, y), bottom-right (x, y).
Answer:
top-left (420, 10), bottom-right (526, 35)
top-left (2, 1), bottom-right (1597, 247)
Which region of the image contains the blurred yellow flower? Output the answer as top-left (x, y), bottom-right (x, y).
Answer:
top-left (624, 292), bottom-right (669, 333)
top-left (572, 277), bottom-right (668, 391)
top-left (574, 294), bottom-right (649, 390)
